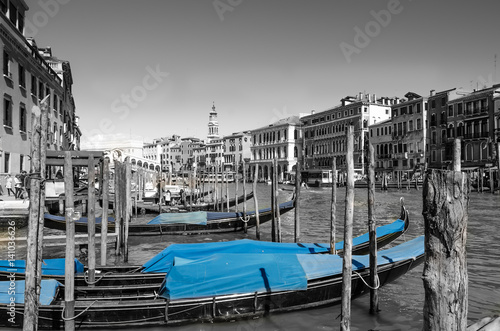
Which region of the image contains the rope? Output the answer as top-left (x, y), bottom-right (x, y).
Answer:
top-left (238, 215), bottom-right (251, 223)
top-left (83, 271), bottom-right (115, 285)
top-left (353, 270), bottom-right (380, 290)
top-left (61, 300), bottom-right (97, 321)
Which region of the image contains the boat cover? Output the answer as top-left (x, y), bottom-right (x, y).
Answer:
top-left (297, 236), bottom-right (424, 280)
top-left (141, 218), bottom-right (406, 273)
top-left (0, 279), bottom-right (61, 305)
top-left (159, 253), bottom-right (308, 300)
top-left (44, 213), bottom-right (115, 224)
top-left (158, 236), bottom-right (424, 300)
top-left (205, 199), bottom-right (295, 221)
top-left (147, 211), bottom-right (208, 225)
top-left (0, 258), bottom-right (84, 276)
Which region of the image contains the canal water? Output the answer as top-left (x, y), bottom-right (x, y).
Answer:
top-left (1, 183), bottom-right (499, 330)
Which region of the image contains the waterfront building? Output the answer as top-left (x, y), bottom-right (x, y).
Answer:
top-left (249, 116), bottom-right (302, 182)
top-left (427, 88), bottom-right (469, 169)
top-left (389, 92), bottom-right (428, 180)
top-left (301, 93), bottom-right (393, 175)
top-left (442, 84), bottom-right (500, 171)
top-left (222, 130), bottom-right (251, 174)
top-left (368, 118), bottom-right (393, 179)
top-left (0, 1), bottom-right (79, 175)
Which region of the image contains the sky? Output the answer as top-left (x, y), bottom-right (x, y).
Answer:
top-left (23, 0), bottom-right (500, 147)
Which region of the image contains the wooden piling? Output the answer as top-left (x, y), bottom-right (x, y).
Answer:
top-left (252, 166), bottom-right (260, 240)
top-left (235, 166), bottom-right (239, 213)
top-left (453, 138), bottom-right (461, 172)
top-left (114, 161), bottom-right (122, 255)
top-left (497, 142), bottom-right (500, 193)
top-left (101, 157), bottom-right (109, 266)
top-left (367, 143), bottom-right (379, 313)
top-left (242, 160), bottom-right (248, 233)
top-left (124, 159), bottom-right (131, 262)
top-left (340, 125), bottom-right (355, 331)
top-left (225, 170), bottom-right (229, 211)
top-left (214, 167), bottom-right (218, 211)
top-left (330, 157), bottom-right (337, 254)
top-left (422, 169), bottom-right (470, 330)
top-left (275, 159), bottom-right (281, 243)
top-left (271, 161), bottom-right (276, 242)
top-left (87, 155), bottom-right (96, 285)
top-left (23, 98), bottom-right (48, 331)
top-left (294, 160), bottom-right (301, 243)
top-left (63, 151), bottom-right (75, 331)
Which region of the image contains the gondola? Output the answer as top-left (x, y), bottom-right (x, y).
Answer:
top-left (0, 236), bottom-right (425, 329)
top-left (1, 204), bottom-right (409, 287)
top-left (43, 196), bottom-right (295, 236)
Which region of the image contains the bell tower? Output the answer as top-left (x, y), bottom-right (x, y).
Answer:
top-left (207, 102), bottom-right (220, 141)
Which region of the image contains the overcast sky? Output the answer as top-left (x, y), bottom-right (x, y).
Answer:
top-left (24, 0), bottom-right (500, 146)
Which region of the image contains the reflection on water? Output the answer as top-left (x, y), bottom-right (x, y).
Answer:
top-left (1, 184), bottom-right (499, 330)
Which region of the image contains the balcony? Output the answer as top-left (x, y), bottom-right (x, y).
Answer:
top-left (463, 132), bottom-right (490, 139)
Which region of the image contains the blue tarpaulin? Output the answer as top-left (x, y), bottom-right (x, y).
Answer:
top-left (0, 258), bottom-right (84, 276)
top-left (297, 236), bottom-right (424, 280)
top-left (44, 213), bottom-right (115, 224)
top-left (206, 199), bottom-right (294, 221)
top-left (0, 279), bottom-right (61, 305)
top-left (147, 211), bottom-right (208, 225)
top-left (159, 253), bottom-right (307, 300)
top-left (141, 218), bottom-right (406, 274)
top-left (158, 236), bottom-right (424, 300)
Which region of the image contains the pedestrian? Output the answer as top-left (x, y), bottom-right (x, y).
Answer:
top-left (14, 175), bottom-right (22, 199)
top-left (6, 174), bottom-right (14, 196)
top-left (164, 189), bottom-right (171, 206)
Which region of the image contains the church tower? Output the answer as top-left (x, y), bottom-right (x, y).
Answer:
top-left (207, 102), bottom-right (220, 141)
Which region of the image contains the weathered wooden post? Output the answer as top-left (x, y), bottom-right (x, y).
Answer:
top-left (124, 159), bottom-right (132, 262)
top-left (294, 160), bottom-right (301, 243)
top-left (101, 157), bottom-right (109, 266)
top-left (225, 170), bottom-right (229, 211)
top-left (367, 143), bottom-right (379, 314)
top-left (220, 169), bottom-right (224, 212)
top-left (114, 161), bottom-right (122, 255)
top-left (340, 125), bottom-right (355, 331)
top-left (271, 161), bottom-right (276, 242)
top-left (234, 166), bottom-right (239, 213)
top-left (252, 165), bottom-right (260, 240)
top-left (422, 138), bottom-right (469, 331)
top-left (242, 160), bottom-right (248, 233)
top-left (330, 157), bottom-right (337, 254)
top-left (63, 152), bottom-right (75, 331)
top-left (23, 98), bottom-right (48, 331)
top-left (87, 155), bottom-right (96, 285)
top-left (275, 159), bottom-right (282, 243)
top-left (497, 142), bottom-right (500, 193)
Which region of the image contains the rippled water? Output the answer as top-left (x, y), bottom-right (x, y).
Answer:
top-left (1, 183), bottom-right (499, 330)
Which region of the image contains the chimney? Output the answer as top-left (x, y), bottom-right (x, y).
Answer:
top-left (311, 110), bottom-right (315, 115)
top-left (372, 94), bottom-right (376, 103)
top-left (358, 92), bottom-right (364, 100)
top-left (430, 89), bottom-right (435, 96)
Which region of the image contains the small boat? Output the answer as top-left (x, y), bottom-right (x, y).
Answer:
top-left (2, 205), bottom-right (409, 287)
top-left (0, 236), bottom-right (425, 329)
top-left (44, 196), bottom-right (296, 236)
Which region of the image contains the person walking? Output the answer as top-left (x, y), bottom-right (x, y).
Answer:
top-left (14, 175), bottom-right (22, 199)
top-left (5, 174), bottom-right (14, 196)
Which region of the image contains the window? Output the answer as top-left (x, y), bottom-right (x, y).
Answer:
top-left (19, 154), bottom-right (24, 173)
top-left (408, 105), bottom-right (413, 114)
top-left (19, 103), bottom-right (26, 132)
top-left (448, 105), bottom-right (453, 117)
top-left (417, 118), bottom-right (422, 130)
top-left (416, 103), bottom-right (421, 113)
top-left (0, 0), bottom-right (7, 14)
top-left (3, 95), bottom-right (12, 127)
top-left (441, 96), bottom-right (446, 106)
top-left (457, 103), bottom-right (463, 115)
top-left (409, 120), bottom-right (414, 131)
top-left (4, 152), bottom-right (10, 173)
top-left (18, 64), bottom-right (25, 88)
top-left (3, 50), bottom-right (12, 78)
top-left (31, 75), bottom-right (37, 96)
top-left (431, 99), bottom-right (436, 109)
top-left (9, 2), bottom-right (17, 26)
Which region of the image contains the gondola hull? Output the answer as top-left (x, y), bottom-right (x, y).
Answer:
top-left (1, 247), bottom-right (424, 329)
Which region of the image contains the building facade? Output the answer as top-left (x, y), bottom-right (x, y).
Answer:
top-left (222, 130), bottom-right (252, 173)
top-left (249, 116), bottom-right (302, 182)
top-left (0, 0), bottom-right (79, 175)
top-left (301, 93), bottom-right (393, 175)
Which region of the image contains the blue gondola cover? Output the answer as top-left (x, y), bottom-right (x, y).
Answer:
top-left (0, 279), bottom-right (61, 305)
top-left (0, 258), bottom-right (84, 276)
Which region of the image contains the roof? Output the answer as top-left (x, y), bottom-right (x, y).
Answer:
top-left (253, 116), bottom-right (301, 131)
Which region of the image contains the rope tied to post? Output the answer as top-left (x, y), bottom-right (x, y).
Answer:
top-left (353, 270), bottom-right (380, 290)
top-left (61, 300), bottom-right (98, 321)
top-left (238, 214), bottom-right (251, 223)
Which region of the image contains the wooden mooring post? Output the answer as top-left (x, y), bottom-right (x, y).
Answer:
top-left (271, 160), bottom-right (276, 242)
top-left (330, 157), bottom-right (337, 254)
top-left (114, 161), bottom-right (122, 256)
top-left (422, 138), bottom-right (470, 330)
top-left (63, 151), bottom-right (75, 331)
top-left (275, 159), bottom-right (281, 243)
top-left (87, 155), bottom-right (96, 285)
top-left (101, 157), bottom-right (109, 266)
top-left (340, 126), bottom-right (355, 331)
top-left (242, 160), bottom-right (247, 233)
top-left (294, 159), bottom-right (301, 243)
top-left (367, 143), bottom-right (379, 314)
top-left (23, 98), bottom-right (48, 331)
top-left (252, 166), bottom-right (260, 240)
top-left (124, 159), bottom-right (132, 262)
